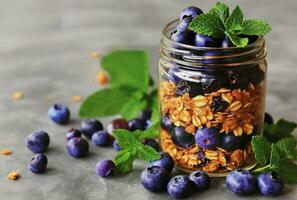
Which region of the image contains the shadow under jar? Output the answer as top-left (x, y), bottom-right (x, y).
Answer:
top-left (158, 20), bottom-right (267, 177)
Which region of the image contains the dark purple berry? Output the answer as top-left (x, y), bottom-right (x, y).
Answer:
top-left (112, 140), bottom-right (122, 151)
top-left (176, 17), bottom-right (192, 30)
top-left (221, 36), bottom-right (234, 48)
top-left (194, 34), bottom-right (220, 47)
top-left (95, 159), bottom-right (115, 177)
top-left (141, 139), bottom-right (159, 151)
top-left (48, 104), bottom-right (70, 125)
top-left (189, 170), bottom-right (211, 190)
top-left (140, 108), bottom-right (152, 120)
top-left (264, 113), bottom-right (274, 125)
top-left (28, 154), bottom-right (48, 173)
top-left (66, 128), bottom-right (82, 141)
top-left (171, 29), bottom-right (194, 45)
top-left (128, 118), bottom-right (147, 131)
top-left (91, 131), bottom-right (110, 147)
top-left (220, 133), bottom-right (240, 151)
top-left (180, 6), bottom-right (203, 20)
top-left (246, 65), bottom-right (265, 85)
top-left (257, 172), bottom-right (284, 196)
top-left (197, 152), bottom-right (209, 167)
top-left (167, 68), bottom-right (182, 83)
top-left (226, 169), bottom-right (256, 195)
top-left (211, 96), bottom-right (229, 112)
top-left (26, 131), bottom-right (50, 153)
top-left (106, 118), bottom-right (129, 135)
top-left (187, 82), bottom-right (204, 98)
top-left (171, 127), bottom-right (195, 148)
top-left (67, 137), bottom-right (89, 158)
top-left (149, 152), bottom-right (175, 173)
top-left (167, 175), bottom-right (193, 198)
top-left (195, 128), bottom-right (220, 149)
top-left (175, 80), bottom-right (191, 96)
top-left (161, 116), bottom-right (174, 132)
top-left (141, 166), bottom-right (170, 192)
top-left (225, 70), bottom-right (249, 89)
top-left (81, 119), bottom-right (103, 139)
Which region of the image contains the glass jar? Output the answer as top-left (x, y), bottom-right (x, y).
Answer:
top-left (158, 20), bottom-right (267, 176)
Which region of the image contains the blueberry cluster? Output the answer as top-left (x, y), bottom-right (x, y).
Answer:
top-left (141, 153), bottom-right (211, 198)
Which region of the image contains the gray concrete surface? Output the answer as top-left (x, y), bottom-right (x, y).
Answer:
top-left (0, 0), bottom-right (297, 199)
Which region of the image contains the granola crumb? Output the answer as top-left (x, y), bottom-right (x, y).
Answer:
top-left (12, 91), bottom-right (24, 100)
top-left (71, 95), bottom-right (83, 103)
top-left (89, 51), bottom-right (100, 59)
top-left (7, 171), bottom-right (20, 180)
top-left (0, 149), bottom-right (12, 155)
top-left (97, 70), bottom-right (109, 85)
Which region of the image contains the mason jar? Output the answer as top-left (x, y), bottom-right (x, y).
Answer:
top-left (158, 20), bottom-right (267, 176)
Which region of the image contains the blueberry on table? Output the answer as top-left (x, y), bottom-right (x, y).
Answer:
top-left (26, 131), bottom-right (50, 153)
top-left (180, 6), bottom-right (203, 20)
top-left (48, 104), bottom-right (70, 125)
top-left (161, 116), bottom-right (175, 132)
top-left (264, 113), bottom-right (274, 125)
top-left (189, 170), bottom-right (211, 190)
top-left (171, 127), bottom-right (195, 149)
top-left (96, 159), bottom-right (115, 177)
top-left (140, 166), bottom-right (170, 192)
top-left (211, 96), bottom-right (229, 112)
top-left (220, 133), bottom-right (240, 151)
top-left (106, 118), bottom-right (129, 135)
top-left (28, 153), bottom-right (48, 174)
top-left (257, 172), bottom-right (284, 196)
top-left (167, 175), bottom-right (193, 198)
top-left (226, 169), bottom-right (256, 195)
top-left (91, 131), bottom-right (110, 147)
top-left (194, 34), bottom-right (220, 47)
top-left (149, 152), bottom-right (175, 173)
top-left (141, 139), bottom-right (159, 151)
top-left (128, 118), bottom-right (147, 131)
top-left (176, 17), bottom-right (192, 30)
top-left (195, 128), bottom-right (220, 150)
top-left (80, 119), bottom-right (103, 139)
top-left (66, 128), bottom-right (82, 141)
top-left (139, 108), bottom-right (152, 120)
top-left (112, 140), bottom-right (122, 151)
top-left (67, 137), bottom-right (89, 158)
top-left (171, 29), bottom-right (194, 45)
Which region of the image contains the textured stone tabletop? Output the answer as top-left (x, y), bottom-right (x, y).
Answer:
top-left (0, 0), bottom-right (297, 199)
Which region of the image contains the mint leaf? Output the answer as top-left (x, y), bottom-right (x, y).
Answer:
top-left (189, 13), bottom-right (225, 39)
top-left (101, 50), bottom-right (150, 93)
top-left (251, 136), bottom-right (271, 165)
top-left (138, 123), bottom-right (159, 140)
top-left (276, 138), bottom-right (297, 159)
top-left (114, 149), bottom-right (135, 174)
top-left (241, 19), bottom-right (272, 36)
top-left (269, 143), bottom-right (280, 169)
top-left (264, 119), bottom-right (297, 142)
top-left (113, 129), bottom-right (137, 149)
top-left (225, 31), bottom-right (248, 47)
top-left (121, 93), bottom-right (147, 120)
top-left (276, 160), bottom-right (297, 184)
top-left (209, 2), bottom-right (229, 23)
top-left (79, 87), bottom-right (137, 118)
top-left (226, 5), bottom-right (244, 31)
top-left (136, 144), bottom-right (160, 161)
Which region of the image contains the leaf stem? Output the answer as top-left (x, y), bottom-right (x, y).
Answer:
top-left (253, 164), bottom-right (271, 173)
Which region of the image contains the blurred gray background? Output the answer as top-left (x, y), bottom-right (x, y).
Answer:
top-left (0, 0), bottom-right (296, 200)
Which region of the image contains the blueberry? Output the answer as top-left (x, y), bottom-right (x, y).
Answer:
top-left (221, 36), bottom-right (234, 48)
top-left (141, 166), bottom-right (170, 192)
top-left (211, 96), bottom-right (229, 112)
top-left (91, 131), bottom-right (110, 147)
top-left (180, 6), bottom-right (203, 20)
top-left (28, 153), bottom-right (48, 174)
top-left (48, 104), bottom-right (70, 125)
top-left (26, 131), bottom-right (50, 153)
top-left (112, 140), bottom-right (122, 151)
top-left (141, 139), bottom-right (159, 151)
top-left (128, 118), bottom-right (147, 131)
top-left (194, 34), bottom-right (220, 47)
top-left (161, 116), bottom-right (175, 132)
top-left (264, 113), bottom-right (274, 125)
top-left (175, 80), bottom-right (191, 96)
top-left (149, 152), bottom-right (175, 173)
top-left (81, 119), bottom-right (103, 139)
top-left (67, 137), bottom-right (89, 158)
top-left (257, 172), bottom-right (284, 196)
top-left (66, 128), bottom-right (82, 141)
top-left (167, 175), bottom-right (193, 198)
top-left (226, 169), bottom-right (256, 195)
top-left (202, 75), bottom-right (226, 93)
top-left (167, 68), bottom-right (182, 83)
top-left (171, 29), bottom-right (194, 45)
top-left (106, 118), bottom-right (129, 135)
top-left (187, 82), bottom-right (204, 98)
top-left (220, 133), bottom-right (240, 151)
top-left (197, 152), bottom-right (209, 167)
top-left (189, 170), bottom-right (211, 190)
top-left (171, 127), bottom-right (195, 148)
top-left (246, 65), bottom-right (265, 85)
top-left (225, 70), bottom-right (249, 89)
top-left (140, 108), bottom-right (152, 120)
top-left (176, 17), bottom-right (192, 30)
top-left (195, 128), bottom-right (220, 150)
top-left (144, 119), bottom-right (151, 129)
top-left (95, 159), bottom-right (115, 177)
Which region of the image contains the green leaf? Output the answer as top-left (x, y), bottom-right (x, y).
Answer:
top-left (276, 138), bottom-right (297, 159)
top-left (226, 5), bottom-right (244, 31)
top-left (226, 31), bottom-right (249, 47)
top-left (138, 123), bottom-right (159, 140)
top-left (114, 149), bottom-right (135, 174)
top-left (209, 2), bottom-right (229, 23)
top-left (276, 160), bottom-right (297, 184)
top-left (264, 119), bottom-right (297, 142)
top-left (113, 129), bottom-right (137, 149)
top-left (251, 136), bottom-right (271, 165)
top-left (114, 149), bottom-right (133, 165)
top-left (101, 50), bottom-right (150, 93)
top-left (189, 13), bottom-right (225, 39)
top-left (241, 19), bottom-right (272, 36)
top-left (121, 94), bottom-right (147, 120)
top-left (269, 143), bottom-right (280, 168)
top-left (79, 87), bottom-right (137, 118)
top-left (136, 144), bottom-right (161, 161)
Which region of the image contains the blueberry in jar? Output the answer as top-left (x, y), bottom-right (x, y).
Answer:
top-left (91, 131), bottom-right (110, 147)
top-left (140, 166), bottom-right (170, 192)
top-left (220, 133), bottom-right (240, 151)
top-left (66, 128), bottom-right (82, 141)
top-left (28, 153), bottom-right (48, 174)
top-left (211, 96), bottom-right (229, 112)
top-left (95, 159), bottom-right (115, 177)
top-left (171, 127), bottom-right (195, 148)
top-left (26, 131), bottom-right (50, 153)
top-left (48, 104), bottom-right (70, 125)
top-left (226, 169), bottom-right (256, 195)
top-left (195, 128), bottom-right (221, 150)
top-left (67, 137), bottom-right (89, 158)
top-left (180, 6), bottom-right (203, 20)
top-left (175, 80), bottom-right (191, 96)
top-left (167, 175), bottom-right (193, 198)
top-left (197, 152), bottom-right (209, 167)
top-left (149, 152), bottom-right (175, 173)
top-left (225, 69), bottom-right (249, 89)
top-left (189, 170), bottom-right (211, 190)
top-left (257, 172), bottom-right (284, 196)
top-left (166, 67), bottom-right (182, 83)
top-left (245, 65), bottom-right (265, 85)
top-left (161, 116), bottom-right (174, 132)
top-left (81, 119), bottom-right (103, 139)
top-left (171, 28), bottom-right (194, 45)
top-left (176, 17), bottom-right (192, 30)
top-left (221, 36), bottom-right (234, 48)
top-left (194, 34), bottom-right (221, 47)
top-left (141, 139), bottom-right (159, 151)
top-left (187, 81), bottom-right (204, 98)
top-left (128, 118), bottom-right (147, 131)
top-left (106, 118), bottom-right (129, 135)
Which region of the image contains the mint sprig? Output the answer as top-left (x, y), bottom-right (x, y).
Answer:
top-left (264, 119), bottom-right (297, 142)
top-left (189, 2), bottom-right (272, 47)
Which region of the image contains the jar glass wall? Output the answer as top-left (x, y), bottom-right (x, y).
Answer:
top-left (158, 20), bottom-right (267, 176)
